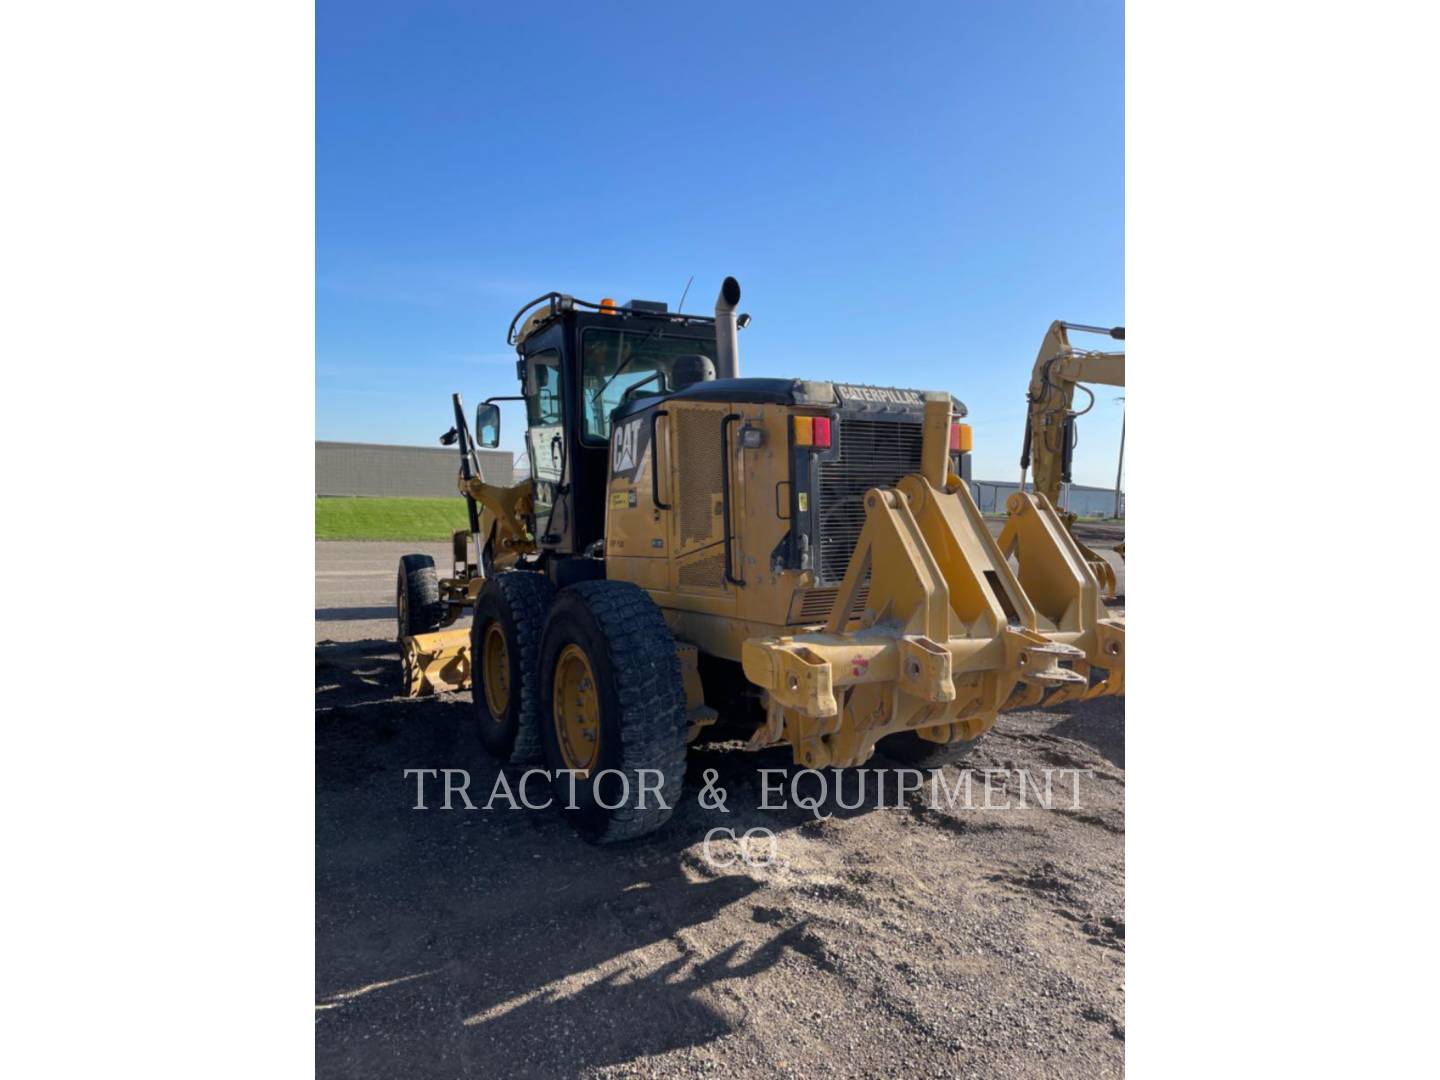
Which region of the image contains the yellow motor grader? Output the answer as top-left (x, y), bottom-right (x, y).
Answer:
top-left (396, 279), bottom-right (1124, 842)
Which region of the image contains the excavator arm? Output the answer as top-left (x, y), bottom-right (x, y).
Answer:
top-left (1008, 321), bottom-right (1125, 596)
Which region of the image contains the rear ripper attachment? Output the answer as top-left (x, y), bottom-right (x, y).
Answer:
top-left (741, 404), bottom-right (1121, 769)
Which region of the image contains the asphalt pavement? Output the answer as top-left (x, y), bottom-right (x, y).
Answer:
top-left (316, 541), bottom-right (457, 643)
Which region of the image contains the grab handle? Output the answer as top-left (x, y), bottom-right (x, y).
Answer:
top-left (650, 410), bottom-right (671, 510)
top-left (719, 412), bottom-right (745, 587)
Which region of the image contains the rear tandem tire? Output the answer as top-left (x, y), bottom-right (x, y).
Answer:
top-left (471, 570), bottom-right (555, 763)
top-left (396, 554), bottom-right (444, 640)
top-left (880, 729), bottom-right (986, 768)
top-left (537, 580), bottom-right (688, 844)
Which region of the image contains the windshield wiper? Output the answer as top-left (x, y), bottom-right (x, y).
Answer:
top-left (590, 329), bottom-right (660, 409)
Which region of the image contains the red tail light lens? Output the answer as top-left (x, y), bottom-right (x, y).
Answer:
top-left (812, 417), bottom-right (832, 448)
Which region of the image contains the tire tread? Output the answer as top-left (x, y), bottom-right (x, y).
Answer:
top-left (549, 580), bottom-right (688, 843)
top-left (398, 554), bottom-right (443, 637)
top-left (473, 570), bottom-right (554, 764)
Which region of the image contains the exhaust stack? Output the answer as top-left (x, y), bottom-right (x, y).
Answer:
top-left (714, 276), bottom-right (741, 379)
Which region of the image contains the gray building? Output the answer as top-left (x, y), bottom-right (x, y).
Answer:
top-left (316, 440), bottom-right (1118, 515)
top-left (971, 479), bottom-right (1123, 518)
top-left (316, 441), bottom-right (513, 498)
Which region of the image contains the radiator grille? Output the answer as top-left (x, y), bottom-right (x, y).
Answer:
top-left (814, 417), bottom-right (925, 584)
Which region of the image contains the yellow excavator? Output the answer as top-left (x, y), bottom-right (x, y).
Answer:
top-left (1001, 321), bottom-right (1125, 597)
top-left (396, 280), bottom-right (1124, 842)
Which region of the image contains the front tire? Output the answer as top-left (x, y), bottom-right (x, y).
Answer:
top-left (397, 554), bottom-right (443, 639)
top-left (537, 581), bottom-right (687, 843)
top-left (470, 571), bottom-right (554, 763)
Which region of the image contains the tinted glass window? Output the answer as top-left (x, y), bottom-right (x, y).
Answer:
top-left (580, 328), bottom-right (714, 441)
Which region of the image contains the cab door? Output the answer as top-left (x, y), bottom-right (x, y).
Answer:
top-left (522, 347), bottom-right (567, 547)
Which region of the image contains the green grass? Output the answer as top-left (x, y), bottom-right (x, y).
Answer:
top-left (316, 497), bottom-right (471, 541)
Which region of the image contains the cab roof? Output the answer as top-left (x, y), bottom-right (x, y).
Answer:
top-left (509, 292), bottom-right (717, 348)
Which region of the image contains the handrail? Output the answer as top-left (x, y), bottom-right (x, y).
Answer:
top-left (650, 409), bottom-right (671, 510)
top-left (507, 292), bottom-right (718, 346)
top-left (720, 413), bottom-right (745, 587)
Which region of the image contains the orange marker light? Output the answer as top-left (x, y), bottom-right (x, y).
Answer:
top-left (793, 416), bottom-right (814, 447)
top-left (950, 422), bottom-right (973, 452)
top-left (599, 298), bottom-right (617, 314)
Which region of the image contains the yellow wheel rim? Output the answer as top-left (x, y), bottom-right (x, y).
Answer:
top-left (481, 622), bottom-right (511, 718)
top-left (554, 643), bottom-right (600, 774)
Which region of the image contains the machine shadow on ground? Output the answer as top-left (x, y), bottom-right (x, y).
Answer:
top-left (316, 637), bottom-right (1124, 1077)
top-left (315, 605), bottom-right (397, 622)
top-left (316, 644), bottom-right (863, 1076)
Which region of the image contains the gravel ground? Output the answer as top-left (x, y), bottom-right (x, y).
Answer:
top-left (316, 539), bottom-right (1125, 1078)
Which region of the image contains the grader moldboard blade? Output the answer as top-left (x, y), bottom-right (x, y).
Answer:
top-left (401, 627), bottom-right (472, 697)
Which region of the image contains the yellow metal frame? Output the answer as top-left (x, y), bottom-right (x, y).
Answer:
top-left (740, 473), bottom-right (1122, 767)
top-left (398, 366), bottom-right (1123, 778)
top-left (402, 473), bottom-right (1123, 770)
top-left (462, 475), bottom-right (539, 572)
top-left (401, 627), bottom-right (471, 697)
top-left (399, 476), bottom-right (538, 689)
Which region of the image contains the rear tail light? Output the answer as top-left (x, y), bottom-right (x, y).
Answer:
top-left (793, 415), bottom-right (832, 449)
top-left (950, 422), bottom-right (972, 452)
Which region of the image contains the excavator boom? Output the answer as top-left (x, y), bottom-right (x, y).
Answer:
top-left (1012, 320), bottom-right (1125, 596)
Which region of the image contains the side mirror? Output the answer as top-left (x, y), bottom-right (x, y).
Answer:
top-left (475, 402), bottom-right (501, 449)
top-left (522, 359), bottom-right (550, 396)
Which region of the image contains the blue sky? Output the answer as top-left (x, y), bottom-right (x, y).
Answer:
top-left (318, 0), bottom-right (1124, 488)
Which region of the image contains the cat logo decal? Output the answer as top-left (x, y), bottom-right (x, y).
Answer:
top-left (612, 418), bottom-right (642, 474)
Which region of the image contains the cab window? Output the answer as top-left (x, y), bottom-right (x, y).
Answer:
top-left (523, 349), bottom-right (564, 520)
top-left (580, 328), bottom-right (714, 442)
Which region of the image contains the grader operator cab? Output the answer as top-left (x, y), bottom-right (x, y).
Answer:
top-left (397, 278), bottom-right (1124, 842)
